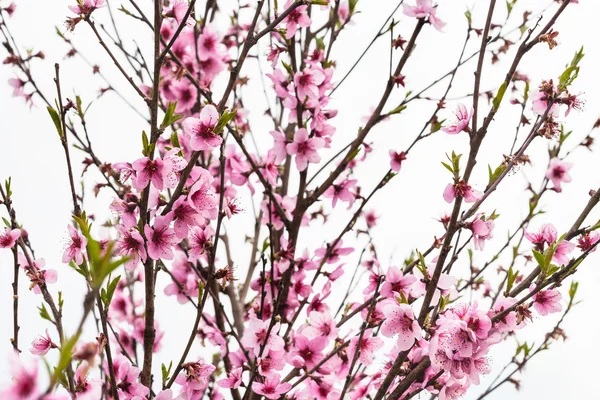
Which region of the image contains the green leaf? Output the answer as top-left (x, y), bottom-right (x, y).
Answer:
top-left (214, 109), bottom-right (238, 135)
top-left (388, 104), bottom-right (407, 116)
top-left (568, 281), bottom-right (579, 303)
top-left (506, 266), bottom-right (519, 293)
top-left (532, 249), bottom-right (546, 270)
top-left (104, 275), bottom-right (121, 308)
top-left (492, 82), bottom-right (508, 111)
top-left (161, 102), bottom-right (184, 130)
top-left (487, 164), bottom-right (506, 186)
top-left (142, 131), bottom-right (149, 156)
top-left (47, 106), bottom-right (64, 138)
top-left (441, 162), bottom-right (454, 175)
top-left (39, 303), bottom-right (53, 322)
top-left (161, 361), bottom-right (173, 386)
top-left (51, 333), bottom-right (80, 388)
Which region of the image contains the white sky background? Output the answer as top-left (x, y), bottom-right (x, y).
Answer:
top-left (0, 0), bottom-right (599, 399)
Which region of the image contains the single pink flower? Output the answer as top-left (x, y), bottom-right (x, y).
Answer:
top-left (577, 231), bottom-right (600, 252)
top-left (443, 181), bottom-right (482, 203)
top-left (251, 373), bottom-right (292, 399)
top-left (531, 285), bottom-right (562, 316)
top-left (62, 225), bottom-right (87, 265)
top-left (0, 227), bottom-right (21, 249)
top-left (546, 158), bottom-right (572, 192)
top-left (217, 367), bottom-right (243, 389)
top-left (389, 150), bottom-right (407, 172)
top-left (283, 0), bottom-right (311, 39)
top-left (171, 197), bottom-right (203, 239)
top-left (132, 157), bottom-right (166, 191)
top-left (30, 330), bottom-right (57, 356)
top-left (525, 223), bottom-right (557, 248)
top-left (68, 0), bottom-right (105, 15)
top-left (188, 225), bottom-right (213, 262)
top-left (315, 240), bottom-right (354, 264)
top-left (531, 87), bottom-right (560, 117)
top-left (323, 178), bottom-right (357, 208)
top-left (286, 128), bottom-right (324, 171)
top-left (469, 215), bottom-right (495, 251)
top-left (403, 0), bottom-right (445, 31)
top-left (114, 225), bottom-right (147, 270)
top-left (349, 328), bottom-right (384, 366)
top-left (553, 240), bottom-right (575, 266)
top-left (442, 103), bottom-right (473, 134)
top-left (0, 352), bottom-right (39, 399)
top-left (381, 302), bottom-right (421, 351)
top-left (270, 129), bottom-right (289, 164)
top-left (144, 215), bottom-right (179, 260)
top-left (241, 316), bottom-right (284, 357)
top-left (109, 356), bottom-right (149, 399)
top-left (183, 105), bottom-right (222, 151)
top-left (381, 266), bottom-right (416, 299)
top-left (294, 67), bottom-right (325, 101)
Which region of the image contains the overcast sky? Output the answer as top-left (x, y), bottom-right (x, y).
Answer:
top-left (1, 1), bottom-right (599, 399)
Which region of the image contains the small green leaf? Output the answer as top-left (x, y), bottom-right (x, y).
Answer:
top-left (492, 82), bottom-right (508, 111)
top-left (47, 106), bottom-right (64, 138)
top-left (39, 303), bottom-right (52, 322)
top-left (214, 109), bottom-right (238, 135)
top-left (532, 249), bottom-right (546, 270)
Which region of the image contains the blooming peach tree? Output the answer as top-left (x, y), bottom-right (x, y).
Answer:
top-left (0, 0), bottom-right (598, 399)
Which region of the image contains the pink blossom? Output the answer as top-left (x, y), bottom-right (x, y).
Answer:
top-left (389, 150), bottom-right (407, 172)
top-left (182, 105), bottom-right (222, 151)
top-left (323, 178), bottom-right (357, 208)
top-left (164, 0), bottom-right (190, 24)
top-left (109, 195), bottom-right (139, 228)
top-left (553, 240), bottom-right (575, 266)
top-left (294, 67), bottom-right (325, 101)
top-left (30, 330), bottom-right (57, 356)
top-left (251, 373), bottom-right (292, 399)
top-left (73, 363), bottom-right (101, 400)
top-left (114, 225), bottom-right (147, 270)
top-left (241, 316), bottom-right (285, 357)
top-left (469, 215), bottom-right (495, 251)
top-left (109, 356), bottom-right (149, 399)
top-left (349, 328), bottom-right (384, 366)
top-left (286, 128), bottom-right (325, 171)
top-left (0, 353), bottom-right (40, 399)
top-left (282, 0), bottom-right (311, 39)
top-left (162, 148), bottom-right (187, 189)
top-left (531, 285), bottom-right (562, 316)
top-left (0, 227), bottom-right (21, 249)
top-left (171, 197), bottom-right (203, 239)
top-left (188, 225), bottom-right (213, 262)
top-left (531, 87), bottom-right (560, 117)
top-left (381, 302), bottom-right (421, 351)
top-left (546, 157), bottom-right (572, 192)
top-left (290, 334), bottom-right (327, 370)
top-left (188, 169), bottom-right (218, 216)
top-left (525, 223), bottom-right (557, 248)
top-left (577, 231), bottom-right (600, 252)
top-left (144, 215), bottom-right (180, 260)
top-left (315, 240), bottom-right (354, 264)
top-left (443, 181), bottom-right (482, 203)
top-left (217, 367), bottom-right (243, 389)
top-left (270, 129), bottom-right (289, 164)
top-left (132, 157), bottom-right (166, 191)
top-left (381, 266), bottom-right (416, 299)
top-left (62, 225), bottom-right (87, 265)
top-left (69, 0), bottom-right (105, 15)
top-left (302, 311), bottom-right (338, 340)
top-left (197, 26), bottom-right (222, 61)
top-left (442, 104), bottom-right (473, 134)
top-left (403, 0), bottom-right (445, 31)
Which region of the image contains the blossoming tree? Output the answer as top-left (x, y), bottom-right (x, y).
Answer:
top-left (0, 0), bottom-right (598, 399)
